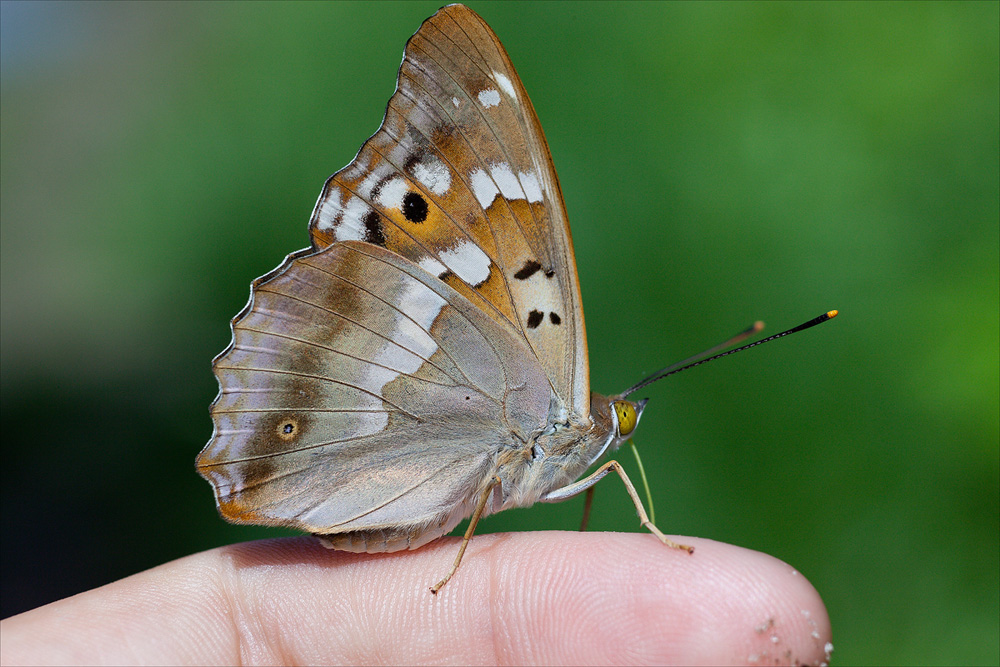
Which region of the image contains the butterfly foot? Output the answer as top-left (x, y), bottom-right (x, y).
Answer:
top-left (646, 522), bottom-right (695, 553)
top-left (429, 576), bottom-right (449, 595)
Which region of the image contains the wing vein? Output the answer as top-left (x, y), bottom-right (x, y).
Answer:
top-left (234, 323), bottom-right (462, 390)
top-left (298, 254), bottom-right (479, 388)
top-left (256, 271), bottom-right (465, 384)
top-left (213, 365), bottom-right (421, 421)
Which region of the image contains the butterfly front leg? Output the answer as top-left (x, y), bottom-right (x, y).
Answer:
top-left (542, 461), bottom-right (695, 554)
top-left (580, 487), bottom-right (595, 532)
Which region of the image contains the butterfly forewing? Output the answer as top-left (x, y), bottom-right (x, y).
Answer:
top-left (309, 4), bottom-right (589, 414)
top-left (200, 241), bottom-right (552, 542)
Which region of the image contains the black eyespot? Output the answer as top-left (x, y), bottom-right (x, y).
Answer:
top-left (514, 259), bottom-right (541, 280)
top-left (402, 191), bottom-right (428, 223)
top-left (526, 310), bottom-right (544, 328)
top-left (277, 419), bottom-right (299, 440)
top-left (549, 312), bottom-right (561, 325)
top-left (363, 210), bottom-right (386, 245)
top-left (544, 270), bottom-right (555, 278)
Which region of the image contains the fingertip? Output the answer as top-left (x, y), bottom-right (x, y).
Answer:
top-left (474, 532), bottom-right (832, 666)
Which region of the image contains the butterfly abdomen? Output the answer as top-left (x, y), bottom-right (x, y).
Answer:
top-left (316, 527), bottom-right (442, 553)
top-left (315, 494), bottom-right (478, 553)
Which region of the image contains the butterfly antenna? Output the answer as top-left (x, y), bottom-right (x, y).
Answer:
top-left (622, 310), bottom-right (839, 398)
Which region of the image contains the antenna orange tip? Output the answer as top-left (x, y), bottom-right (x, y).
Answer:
top-left (753, 320), bottom-right (765, 331)
top-left (827, 310), bottom-right (839, 318)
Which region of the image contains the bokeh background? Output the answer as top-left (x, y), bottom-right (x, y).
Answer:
top-left (2, 1), bottom-right (996, 663)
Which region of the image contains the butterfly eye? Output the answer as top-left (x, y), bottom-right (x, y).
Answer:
top-left (613, 401), bottom-right (638, 437)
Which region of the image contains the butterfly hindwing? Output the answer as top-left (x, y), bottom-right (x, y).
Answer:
top-left (309, 4), bottom-right (589, 414)
top-left (200, 241), bottom-right (552, 542)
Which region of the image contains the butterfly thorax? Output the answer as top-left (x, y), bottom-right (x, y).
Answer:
top-left (493, 392), bottom-right (632, 510)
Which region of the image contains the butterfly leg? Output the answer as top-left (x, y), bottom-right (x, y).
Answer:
top-left (579, 487), bottom-right (595, 532)
top-left (430, 476), bottom-right (502, 594)
top-left (544, 461), bottom-right (694, 553)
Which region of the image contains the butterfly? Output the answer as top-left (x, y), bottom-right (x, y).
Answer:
top-left (196, 3), bottom-right (835, 593)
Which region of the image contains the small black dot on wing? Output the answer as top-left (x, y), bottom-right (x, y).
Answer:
top-left (526, 309), bottom-right (544, 328)
top-left (549, 312), bottom-right (561, 325)
top-left (514, 259), bottom-right (541, 280)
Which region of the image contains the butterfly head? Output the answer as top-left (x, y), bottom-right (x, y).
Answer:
top-left (588, 394), bottom-right (649, 456)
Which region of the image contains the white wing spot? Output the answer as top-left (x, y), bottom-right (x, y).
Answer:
top-left (418, 255), bottom-right (448, 277)
top-left (439, 239), bottom-right (492, 286)
top-left (493, 70), bottom-right (517, 100)
top-left (470, 164), bottom-right (540, 208)
top-left (452, 96), bottom-right (461, 108)
top-left (333, 197), bottom-right (373, 242)
top-left (478, 88), bottom-right (501, 108)
top-left (491, 163), bottom-right (526, 200)
top-left (412, 156), bottom-right (451, 196)
top-left (519, 170), bottom-right (543, 203)
top-left (376, 176), bottom-right (408, 211)
top-left (470, 168), bottom-right (499, 209)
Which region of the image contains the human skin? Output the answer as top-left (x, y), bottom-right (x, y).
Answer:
top-left (0, 532), bottom-right (831, 666)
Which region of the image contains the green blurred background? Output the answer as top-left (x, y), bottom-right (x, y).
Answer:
top-left (2, 1), bottom-right (996, 663)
